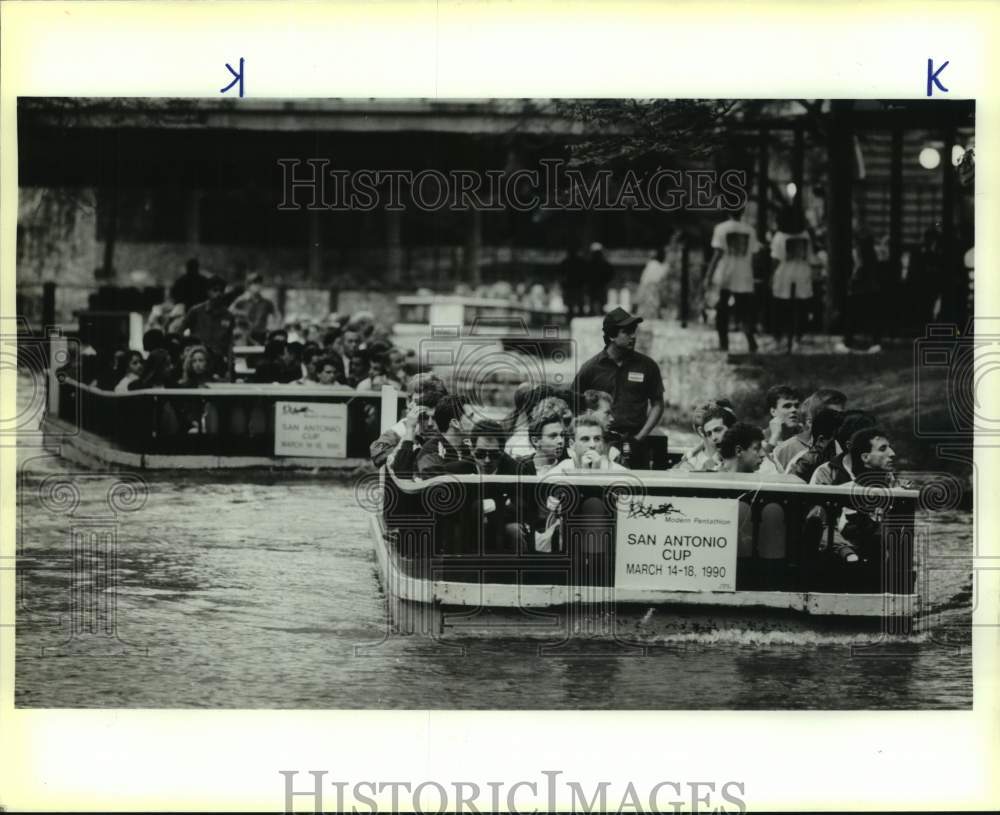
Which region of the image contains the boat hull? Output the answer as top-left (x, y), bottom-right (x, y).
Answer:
top-left (370, 514), bottom-right (921, 642)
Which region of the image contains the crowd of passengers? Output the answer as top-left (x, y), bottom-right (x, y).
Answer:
top-left (372, 375), bottom-right (903, 565)
top-left (59, 261), bottom-right (417, 394)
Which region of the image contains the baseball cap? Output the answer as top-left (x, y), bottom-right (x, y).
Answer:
top-left (602, 306), bottom-right (643, 333)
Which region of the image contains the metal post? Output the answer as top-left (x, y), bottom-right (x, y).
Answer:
top-left (827, 101), bottom-right (855, 331)
top-left (889, 126), bottom-right (903, 338)
top-left (756, 127), bottom-right (769, 239)
top-left (941, 127), bottom-right (958, 324)
top-left (793, 124), bottom-right (805, 219)
top-left (680, 236), bottom-right (690, 328)
top-left (42, 281), bottom-right (56, 331)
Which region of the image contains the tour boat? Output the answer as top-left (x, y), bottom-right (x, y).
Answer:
top-left (393, 295), bottom-right (571, 356)
top-left (370, 466), bottom-right (922, 641)
top-left (40, 367), bottom-right (403, 472)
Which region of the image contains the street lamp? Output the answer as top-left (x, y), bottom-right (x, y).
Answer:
top-left (918, 146), bottom-right (941, 170)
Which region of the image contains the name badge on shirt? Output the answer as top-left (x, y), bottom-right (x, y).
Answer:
top-left (627, 371), bottom-right (644, 383)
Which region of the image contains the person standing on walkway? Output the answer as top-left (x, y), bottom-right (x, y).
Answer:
top-left (558, 245), bottom-right (587, 317)
top-left (170, 257), bottom-right (209, 311)
top-left (586, 242), bottom-right (614, 316)
top-left (178, 275), bottom-right (243, 379)
top-left (230, 272), bottom-right (278, 344)
top-left (770, 208), bottom-right (815, 352)
top-left (704, 208), bottom-right (760, 352)
top-left (636, 246), bottom-right (668, 321)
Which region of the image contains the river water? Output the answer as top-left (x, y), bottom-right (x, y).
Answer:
top-left (15, 385), bottom-right (973, 710)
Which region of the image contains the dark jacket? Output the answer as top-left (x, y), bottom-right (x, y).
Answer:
top-left (787, 441), bottom-right (835, 482)
top-left (170, 271), bottom-right (210, 310)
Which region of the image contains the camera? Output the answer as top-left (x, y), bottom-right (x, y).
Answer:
top-left (913, 320), bottom-right (1000, 438)
top-left (1, 318), bottom-right (80, 442)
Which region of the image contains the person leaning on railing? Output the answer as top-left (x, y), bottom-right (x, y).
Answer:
top-left (413, 396), bottom-right (478, 478)
top-left (370, 372), bottom-right (449, 470)
top-left (112, 351), bottom-right (144, 393)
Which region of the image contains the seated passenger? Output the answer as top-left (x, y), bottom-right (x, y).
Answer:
top-left (785, 407), bottom-right (845, 482)
top-left (809, 410), bottom-right (878, 486)
top-left (582, 388), bottom-right (614, 427)
top-left (468, 419), bottom-right (520, 476)
top-left (773, 388), bottom-right (847, 471)
top-left (114, 350), bottom-right (144, 393)
top-left (519, 413), bottom-right (567, 476)
top-left (830, 427), bottom-right (898, 565)
top-left (796, 410), bottom-right (877, 558)
top-left (546, 412), bottom-right (629, 473)
top-left (582, 388), bottom-right (622, 461)
top-left (504, 383), bottom-right (549, 460)
top-left (416, 395), bottom-right (477, 477)
top-left (314, 357), bottom-right (353, 388)
top-left (530, 394), bottom-right (573, 427)
top-left (128, 348), bottom-right (177, 390)
top-left (177, 345), bottom-right (217, 388)
top-left (370, 372), bottom-right (448, 468)
top-left (716, 422), bottom-right (766, 473)
top-left (761, 384), bottom-right (802, 458)
top-left (672, 404), bottom-right (734, 472)
top-left (252, 339), bottom-right (295, 384)
top-left (298, 346), bottom-right (321, 383)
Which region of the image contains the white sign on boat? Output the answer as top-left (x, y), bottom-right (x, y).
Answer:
top-left (274, 401), bottom-right (347, 458)
top-left (614, 495), bottom-right (740, 592)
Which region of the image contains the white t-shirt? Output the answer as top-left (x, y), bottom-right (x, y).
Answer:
top-left (546, 454), bottom-right (628, 474)
top-left (770, 231), bottom-right (815, 299)
top-left (711, 219), bottom-right (760, 294)
top-left (639, 258), bottom-right (668, 286)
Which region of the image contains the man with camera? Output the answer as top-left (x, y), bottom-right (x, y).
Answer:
top-left (572, 307), bottom-right (665, 469)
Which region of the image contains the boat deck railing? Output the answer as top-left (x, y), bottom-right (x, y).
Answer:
top-left (49, 376), bottom-right (405, 459)
top-left (382, 470), bottom-right (921, 596)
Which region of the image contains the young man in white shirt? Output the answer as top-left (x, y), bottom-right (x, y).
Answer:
top-left (705, 207), bottom-right (761, 353)
top-left (547, 412), bottom-right (629, 474)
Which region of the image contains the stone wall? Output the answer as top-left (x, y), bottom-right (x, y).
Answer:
top-left (17, 188), bottom-right (101, 286)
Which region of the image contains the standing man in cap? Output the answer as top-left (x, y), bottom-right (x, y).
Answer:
top-left (572, 307), bottom-right (665, 469)
top-left (230, 272), bottom-right (278, 344)
top-left (179, 275), bottom-right (243, 379)
top-left (586, 242), bottom-right (615, 316)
